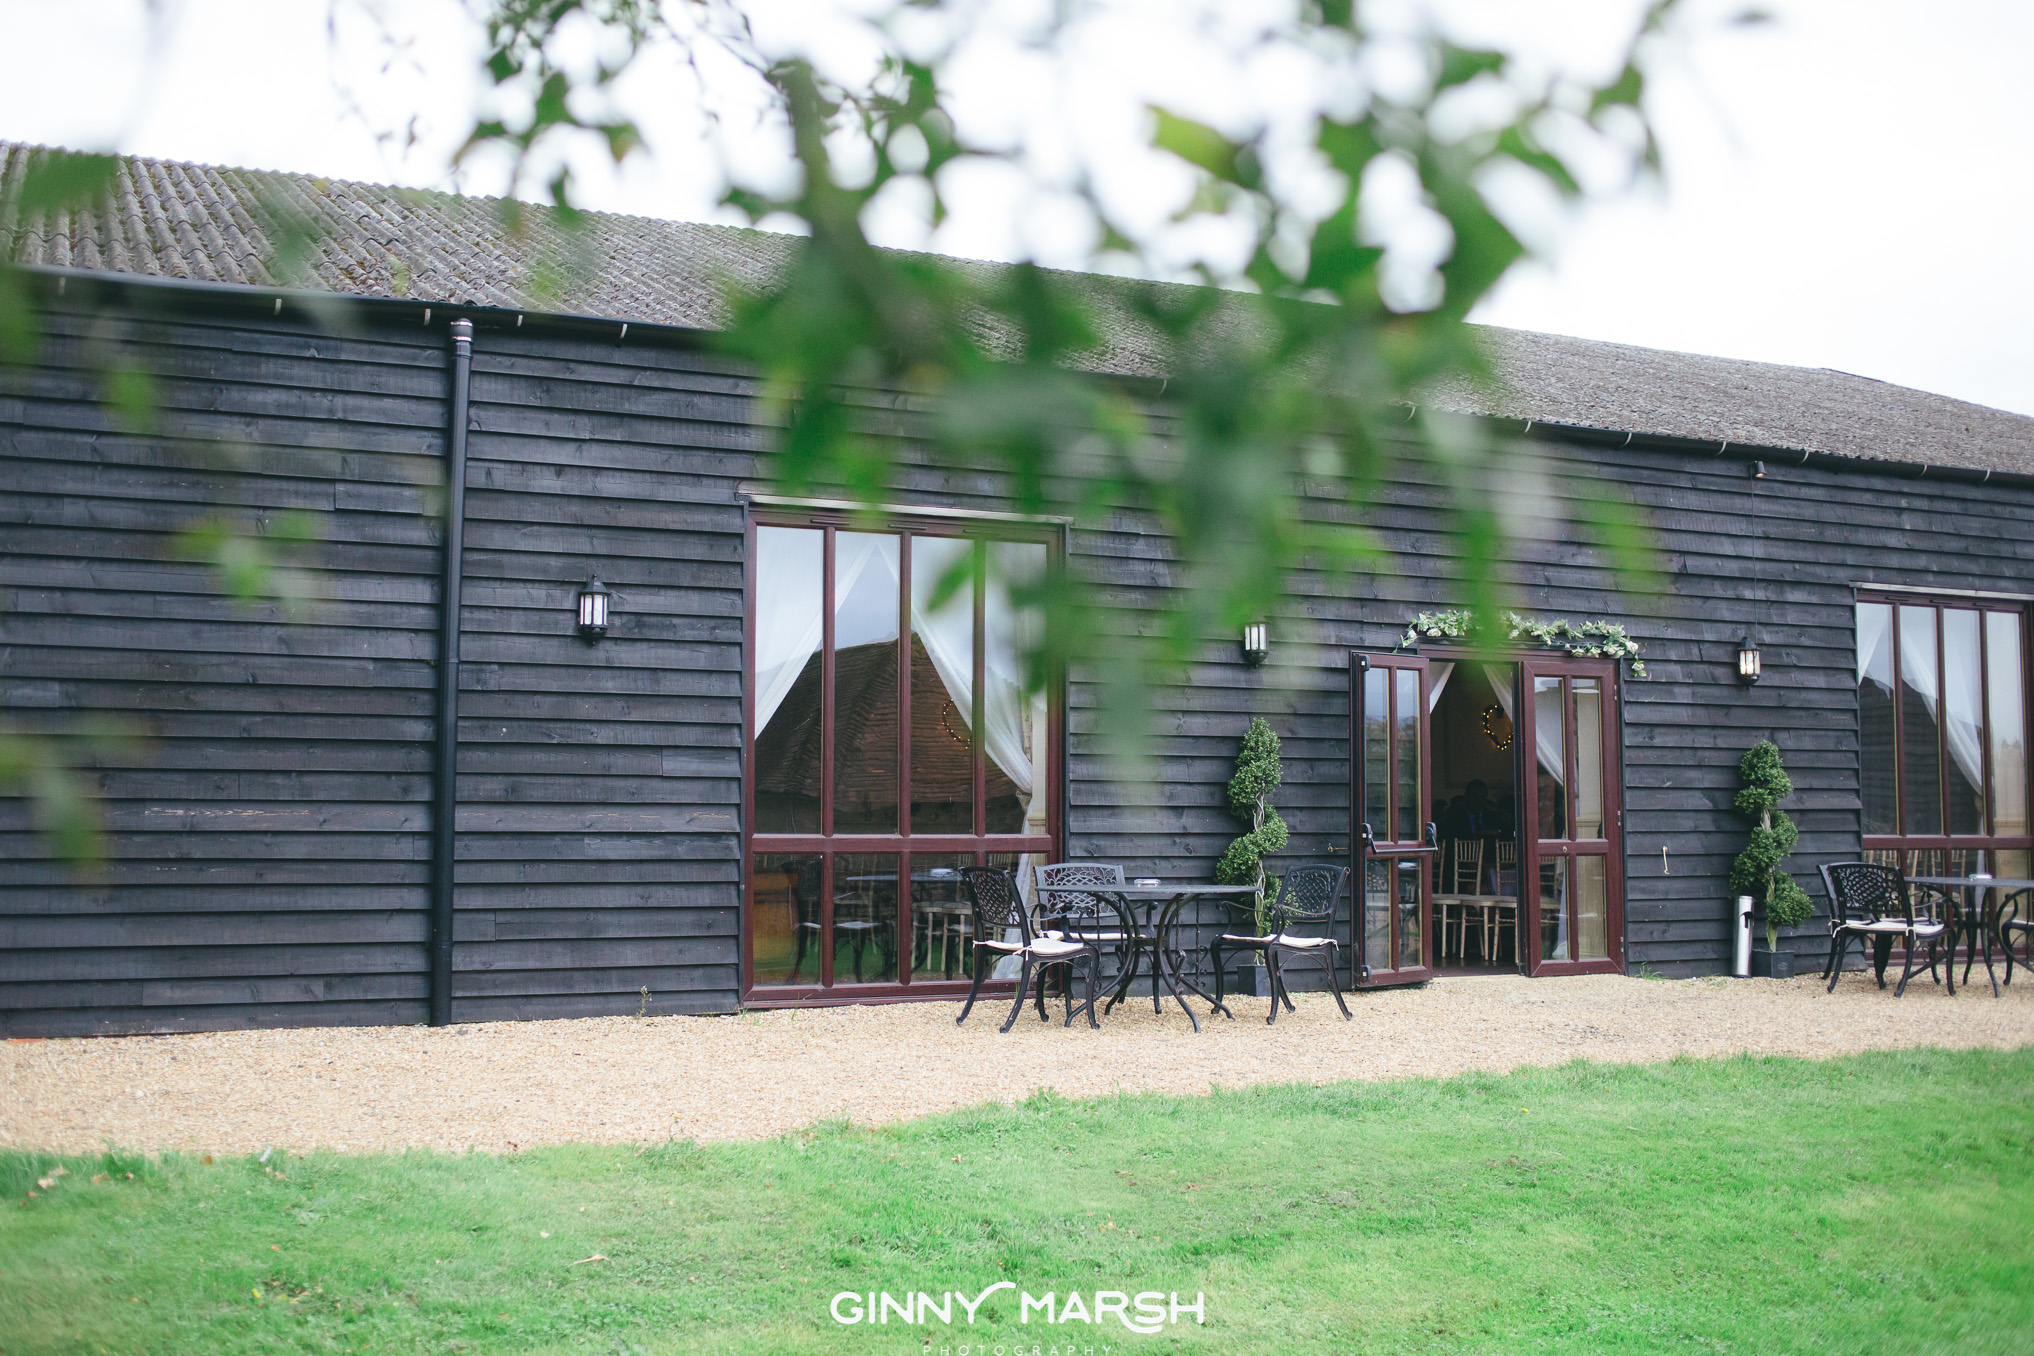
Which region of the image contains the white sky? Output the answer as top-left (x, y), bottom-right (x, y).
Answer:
top-left (2, 0), bottom-right (2029, 416)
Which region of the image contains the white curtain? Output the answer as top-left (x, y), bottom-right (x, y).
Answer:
top-left (754, 527), bottom-right (871, 735)
top-left (1856, 603), bottom-right (1892, 687)
top-left (1900, 608), bottom-right (1987, 804)
top-left (1480, 662), bottom-right (1561, 787)
top-left (1528, 671), bottom-right (1570, 788)
top-left (1427, 661), bottom-right (1455, 713)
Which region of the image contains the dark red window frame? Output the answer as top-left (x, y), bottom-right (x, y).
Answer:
top-left (1857, 589), bottom-right (2034, 871)
top-left (741, 505), bottom-right (1063, 1005)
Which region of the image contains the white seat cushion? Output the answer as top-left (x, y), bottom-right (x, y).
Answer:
top-left (1842, 919), bottom-right (1932, 935)
top-left (1269, 934), bottom-right (1333, 948)
top-left (1219, 933), bottom-right (1274, 945)
top-left (1030, 937), bottom-right (1091, 957)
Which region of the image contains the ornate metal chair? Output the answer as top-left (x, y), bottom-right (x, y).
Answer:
top-left (1035, 863), bottom-right (1145, 1012)
top-left (1818, 861), bottom-right (1951, 997)
top-left (1209, 865), bottom-right (1353, 1024)
top-left (956, 866), bottom-right (1103, 1032)
top-left (2001, 888), bottom-right (2031, 987)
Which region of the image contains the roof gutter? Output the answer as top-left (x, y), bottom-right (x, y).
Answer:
top-left (19, 263), bottom-right (2032, 492)
top-left (1495, 416), bottom-right (2034, 492)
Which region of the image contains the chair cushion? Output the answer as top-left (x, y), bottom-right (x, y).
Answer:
top-left (980, 939), bottom-right (1024, 953)
top-left (1269, 934), bottom-right (1334, 948)
top-left (1030, 938), bottom-right (1091, 957)
top-left (1219, 933), bottom-right (1274, 945)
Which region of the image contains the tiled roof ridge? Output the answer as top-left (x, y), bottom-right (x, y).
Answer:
top-left (5, 137), bottom-right (2031, 475)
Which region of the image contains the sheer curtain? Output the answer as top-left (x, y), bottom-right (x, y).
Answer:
top-left (1427, 661), bottom-right (1455, 713)
top-left (1898, 610), bottom-right (1986, 808)
top-left (1481, 663), bottom-right (1560, 785)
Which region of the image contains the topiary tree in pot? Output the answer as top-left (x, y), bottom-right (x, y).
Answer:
top-left (1215, 717), bottom-right (1288, 939)
top-left (1729, 740), bottom-right (1817, 960)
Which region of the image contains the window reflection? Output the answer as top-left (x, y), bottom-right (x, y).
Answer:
top-left (1899, 605), bottom-right (1943, 835)
top-left (753, 528), bottom-right (824, 833)
top-left (1573, 678), bottom-right (1604, 840)
top-left (833, 533), bottom-right (901, 833)
top-left (1857, 602), bottom-right (1897, 835)
top-left (1990, 612), bottom-right (2027, 840)
top-left (1533, 677), bottom-right (1566, 840)
top-left (910, 536), bottom-right (977, 833)
top-left (986, 541), bottom-right (1049, 834)
top-left (1944, 610), bottom-right (1985, 835)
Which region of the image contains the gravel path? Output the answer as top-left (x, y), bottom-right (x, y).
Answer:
top-left (6, 972), bottom-right (2032, 1155)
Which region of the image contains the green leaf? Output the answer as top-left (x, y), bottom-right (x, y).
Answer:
top-left (15, 149), bottom-right (118, 215)
top-left (1150, 108), bottom-right (1259, 189)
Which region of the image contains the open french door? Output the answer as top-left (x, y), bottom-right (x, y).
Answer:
top-left (1349, 653), bottom-right (1437, 986)
top-left (1518, 655), bottom-right (1626, 975)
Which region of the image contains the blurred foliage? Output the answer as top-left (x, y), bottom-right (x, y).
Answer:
top-left (457, 0), bottom-right (1699, 762)
top-left (0, 0), bottom-right (1725, 860)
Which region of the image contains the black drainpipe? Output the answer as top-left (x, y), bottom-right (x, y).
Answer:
top-left (429, 317), bottom-right (474, 1026)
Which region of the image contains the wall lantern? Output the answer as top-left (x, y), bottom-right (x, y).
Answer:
top-left (1737, 636), bottom-right (1762, 685)
top-left (1749, 460), bottom-right (1767, 480)
top-left (1241, 621), bottom-right (1270, 667)
top-left (577, 577), bottom-right (613, 643)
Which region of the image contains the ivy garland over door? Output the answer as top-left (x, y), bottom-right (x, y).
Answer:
top-left (1401, 610), bottom-right (1648, 678)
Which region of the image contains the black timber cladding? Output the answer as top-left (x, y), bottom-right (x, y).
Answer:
top-left (4, 290), bottom-right (2034, 1034)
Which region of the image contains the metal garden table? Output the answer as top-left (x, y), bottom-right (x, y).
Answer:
top-left (1103, 883), bottom-right (1262, 1033)
top-left (1907, 875), bottom-right (2034, 998)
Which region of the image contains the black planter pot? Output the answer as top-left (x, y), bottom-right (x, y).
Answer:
top-left (1229, 963), bottom-right (1269, 997)
top-left (1751, 948), bottom-right (1794, 979)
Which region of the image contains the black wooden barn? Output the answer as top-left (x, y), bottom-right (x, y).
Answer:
top-left (4, 144), bottom-right (2033, 1036)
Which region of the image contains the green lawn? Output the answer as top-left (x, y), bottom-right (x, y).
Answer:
top-left (4, 1048), bottom-right (2032, 1355)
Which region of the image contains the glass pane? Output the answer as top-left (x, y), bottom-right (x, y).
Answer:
top-left (753, 528), bottom-right (825, 833)
top-left (1575, 857), bottom-right (1608, 960)
top-left (910, 536), bottom-right (976, 834)
top-left (986, 541), bottom-right (1048, 833)
top-left (1857, 601), bottom-right (1897, 836)
top-left (1993, 848), bottom-right (2029, 882)
top-left (1899, 605), bottom-right (1943, 835)
top-left (1395, 857), bottom-right (1424, 970)
top-left (911, 852), bottom-right (977, 981)
top-left (1537, 858), bottom-right (1570, 961)
top-left (1944, 609), bottom-right (1985, 835)
top-left (1395, 668), bottom-right (1420, 843)
top-left (752, 853), bottom-right (823, 985)
top-left (1364, 669), bottom-right (1389, 840)
top-left (1988, 611), bottom-right (2027, 840)
top-left (831, 853), bottom-right (900, 985)
top-left (1573, 678), bottom-right (1605, 840)
top-left (833, 533), bottom-right (902, 833)
top-left (1364, 858), bottom-right (1391, 974)
top-left (1533, 677), bottom-right (1567, 840)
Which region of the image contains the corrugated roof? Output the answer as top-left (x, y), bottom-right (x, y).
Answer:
top-left (6, 140), bottom-right (2030, 476)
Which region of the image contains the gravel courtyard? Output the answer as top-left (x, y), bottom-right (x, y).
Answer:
top-left (6, 971), bottom-right (2032, 1155)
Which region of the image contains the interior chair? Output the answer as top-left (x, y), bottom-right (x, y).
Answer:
top-left (1818, 861), bottom-right (1951, 998)
top-left (1438, 839), bottom-right (1483, 962)
top-left (956, 866), bottom-right (1103, 1032)
top-left (1209, 865), bottom-right (1353, 1025)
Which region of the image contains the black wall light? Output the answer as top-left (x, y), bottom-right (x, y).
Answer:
top-left (1737, 635), bottom-right (1762, 684)
top-left (1241, 621), bottom-right (1269, 667)
top-left (577, 577), bottom-right (612, 642)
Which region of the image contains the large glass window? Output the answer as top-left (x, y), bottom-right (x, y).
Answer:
top-left (1858, 595), bottom-right (2031, 873)
top-left (747, 515), bottom-right (1057, 995)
